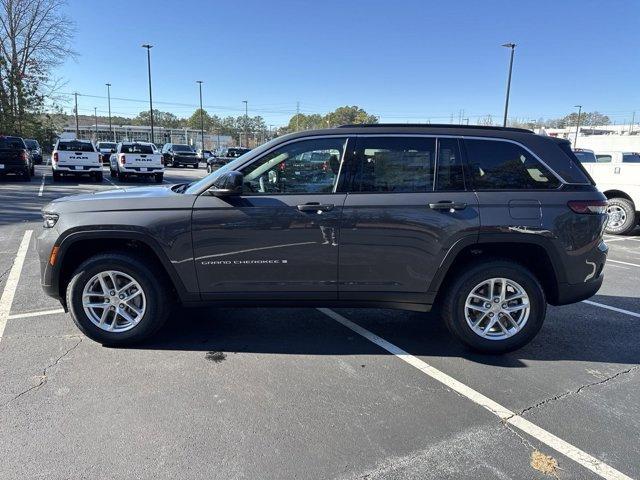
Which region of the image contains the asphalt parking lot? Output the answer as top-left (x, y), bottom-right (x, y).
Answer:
top-left (0, 163), bottom-right (638, 480)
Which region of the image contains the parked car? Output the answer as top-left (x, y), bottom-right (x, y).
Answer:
top-left (24, 138), bottom-right (43, 164)
top-left (109, 141), bottom-right (164, 183)
top-left (0, 135), bottom-right (33, 179)
top-left (197, 149), bottom-right (214, 161)
top-left (575, 149), bottom-right (640, 234)
top-left (161, 143), bottom-right (198, 168)
top-left (96, 142), bottom-right (117, 165)
top-left (206, 147), bottom-right (251, 172)
top-left (38, 124), bottom-right (607, 353)
top-left (51, 139), bottom-right (102, 182)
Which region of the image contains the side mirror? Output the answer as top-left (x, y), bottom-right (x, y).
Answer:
top-left (210, 171), bottom-right (243, 196)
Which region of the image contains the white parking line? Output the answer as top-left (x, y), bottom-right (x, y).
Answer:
top-left (105, 177), bottom-right (124, 190)
top-left (0, 230), bottom-right (33, 341)
top-left (7, 308), bottom-right (65, 320)
top-left (38, 173), bottom-right (46, 197)
top-left (582, 300), bottom-right (640, 319)
top-left (607, 259), bottom-right (640, 268)
top-left (318, 308), bottom-right (633, 480)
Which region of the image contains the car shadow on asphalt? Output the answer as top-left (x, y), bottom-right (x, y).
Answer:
top-left (123, 293), bottom-right (640, 369)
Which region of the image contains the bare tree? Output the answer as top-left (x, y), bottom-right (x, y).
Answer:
top-left (0, 0), bottom-right (75, 135)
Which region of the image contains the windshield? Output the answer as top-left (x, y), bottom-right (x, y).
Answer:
top-left (573, 150), bottom-right (597, 163)
top-left (172, 145), bottom-right (193, 152)
top-left (24, 139), bottom-right (39, 149)
top-left (184, 137), bottom-right (280, 194)
top-left (0, 137), bottom-right (25, 149)
top-left (57, 141), bottom-right (95, 152)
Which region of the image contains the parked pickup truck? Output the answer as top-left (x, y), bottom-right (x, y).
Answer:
top-left (110, 142), bottom-right (164, 183)
top-left (0, 135), bottom-right (33, 179)
top-left (96, 142), bottom-right (117, 165)
top-left (52, 139), bottom-right (103, 182)
top-left (575, 149), bottom-right (640, 234)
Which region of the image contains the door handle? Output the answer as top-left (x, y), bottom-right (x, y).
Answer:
top-left (297, 202), bottom-right (334, 212)
top-left (428, 201), bottom-right (467, 211)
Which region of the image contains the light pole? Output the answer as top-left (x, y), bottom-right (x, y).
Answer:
top-left (142, 44), bottom-right (155, 144)
top-left (94, 107), bottom-right (98, 140)
top-left (73, 92), bottom-right (79, 138)
top-left (106, 83), bottom-right (113, 141)
top-left (574, 105), bottom-right (583, 148)
top-left (242, 100), bottom-right (248, 147)
top-left (502, 43), bottom-right (516, 127)
top-left (196, 81), bottom-right (205, 153)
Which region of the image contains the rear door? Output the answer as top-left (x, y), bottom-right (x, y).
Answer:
top-left (338, 135), bottom-right (479, 305)
top-left (192, 136), bottom-right (350, 299)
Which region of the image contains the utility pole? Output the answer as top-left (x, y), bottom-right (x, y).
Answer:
top-left (502, 43), bottom-right (516, 127)
top-left (196, 81), bottom-right (205, 152)
top-left (296, 101), bottom-right (300, 131)
top-left (142, 44), bottom-right (155, 143)
top-left (574, 105), bottom-right (583, 148)
top-left (94, 107), bottom-right (98, 140)
top-left (630, 111), bottom-right (635, 134)
top-left (106, 83), bottom-right (113, 141)
top-left (74, 92), bottom-right (79, 138)
top-left (242, 100), bottom-right (248, 147)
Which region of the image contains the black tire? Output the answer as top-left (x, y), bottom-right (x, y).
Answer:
top-left (23, 167), bottom-right (31, 180)
top-left (30, 165), bottom-right (35, 176)
top-left (52, 170), bottom-right (61, 182)
top-left (207, 165), bottom-right (212, 174)
top-left (155, 173), bottom-right (163, 183)
top-left (605, 198), bottom-right (636, 235)
top-left (66, 252), bottom-right (172, 346)
top-left (117, 170), bottom-right (126, 181)
top-left (109, 168), bottom-right (116, 178)
top-left (95, 171), bottom-right (103, 182)
top-left (192, 163), bottom-right (198, 169)
top-left (442, 260), bottom-right (546, 354)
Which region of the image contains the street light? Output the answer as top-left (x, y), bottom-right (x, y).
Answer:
top-left (142, 44), bottom-right (155, 144)
top-left (574, 105), bottom-right (583, 148)
top-left (501, 43), bottom-right (516, 127)
top-left (105, 83), bottom-right (113, 141)
top-left (196, 81), bottom-right (205, 154)
top-left (242, 100), bottom-right (248, 147)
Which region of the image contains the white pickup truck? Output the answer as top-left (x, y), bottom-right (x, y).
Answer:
top-left (109, 141), bottom-right (164, 183)
top-left (574, 148), bottom-right (640, 234)
top-left (52, 139), bottom-right (103, 182)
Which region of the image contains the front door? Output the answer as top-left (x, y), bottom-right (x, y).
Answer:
top-left (192, 136), bottom-right (350, 300)
top-left (338, 136), bottom-right (480, 305)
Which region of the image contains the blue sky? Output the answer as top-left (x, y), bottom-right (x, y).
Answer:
top-left (58, 0), bottom-right (640, 126)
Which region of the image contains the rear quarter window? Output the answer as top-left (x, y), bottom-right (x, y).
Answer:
top-left (465, 139), bottom-right (560, 190)
top-left (622, 153), bottom-right (640, 163)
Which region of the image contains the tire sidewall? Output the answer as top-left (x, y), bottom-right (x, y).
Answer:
top-left (447, 263), bottom-right (546, 353)
top-left (67, 255), bottom-right (167, 345)
top-left (605, 198), bottom-right (635, 235)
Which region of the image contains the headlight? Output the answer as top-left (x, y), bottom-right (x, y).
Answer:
top-left (43, 212), bottom-right (59, 228)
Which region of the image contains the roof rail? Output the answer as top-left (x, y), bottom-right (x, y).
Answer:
top-left (337, 123), bottom-right (533, 134)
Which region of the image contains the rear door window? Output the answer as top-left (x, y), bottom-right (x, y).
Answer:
top-left (352, 136), bottom-right (435, 192)
top-left (596, 155), bottom-right (612, 163)
top-left (465, 139), bottom-right (560, 190)
top-left (436, 138), bottom-right (465, 191)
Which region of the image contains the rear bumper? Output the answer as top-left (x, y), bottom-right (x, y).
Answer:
top-left (53, 165), bottom-right (102, 173)
top-left (119, 166), bottom-right (164, 174)
top-left (0, 163), bottom-right (28, 173)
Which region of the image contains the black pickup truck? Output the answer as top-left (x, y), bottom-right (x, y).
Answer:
top-left (0, 136), bottom-right (34, 179)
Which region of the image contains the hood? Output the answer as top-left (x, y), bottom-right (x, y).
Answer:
top-left (43, 185), bottom-right (195, 214)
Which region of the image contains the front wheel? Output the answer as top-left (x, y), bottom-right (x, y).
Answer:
top-left (441, 261), bottom-right (546, 353)
top-left (66, 253), bottom-right (172, 345)
top-left (605, 198), bottom-right (636, 235)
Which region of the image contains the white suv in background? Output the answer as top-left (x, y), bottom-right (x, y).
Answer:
top-left (52, 139), bottom-right (103, 182)
top-left (109, 141), bottom-right (164, 183)
top-left (575, 149), bottom-right (640, 234)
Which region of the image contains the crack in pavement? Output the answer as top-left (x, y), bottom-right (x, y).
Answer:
top-left (508, 365), bottom-right (640, 419)
top-left (1, 336), bottom-right (83, 408)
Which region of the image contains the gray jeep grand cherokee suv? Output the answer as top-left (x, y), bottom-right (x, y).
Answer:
top-left (38, 125), bottom-right (608, 353)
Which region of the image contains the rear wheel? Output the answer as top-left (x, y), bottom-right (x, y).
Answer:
top-left (23, 167), bottom-right (32, 180)
top-left (117, 170), bottom-right (126, 181)
top-left (207, 164), bottom-right (212, 173)
top-left (52, 170), bottom-right (61, 181)
top-left (155, 173), bottom-right (164, 183)
top-left (605, 198), bottom-right (636, 235)
top-left (442, 261), bottom-right (546, 353)
top-left (66, 253), bottom-right (172, 345)
top-left (95, 171), bottom-right (103, 182)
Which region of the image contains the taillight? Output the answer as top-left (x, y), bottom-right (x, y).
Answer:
top-left (120, 154), bottom-right (126, 164)
top-left (52, 152), bottom-right (58, 164)
top-left (21, 150), bottom-right (28, 163)
top-left (160, 157), bottom-right (164, 165)
top-left (568, 200), bottom-right (608, 214)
